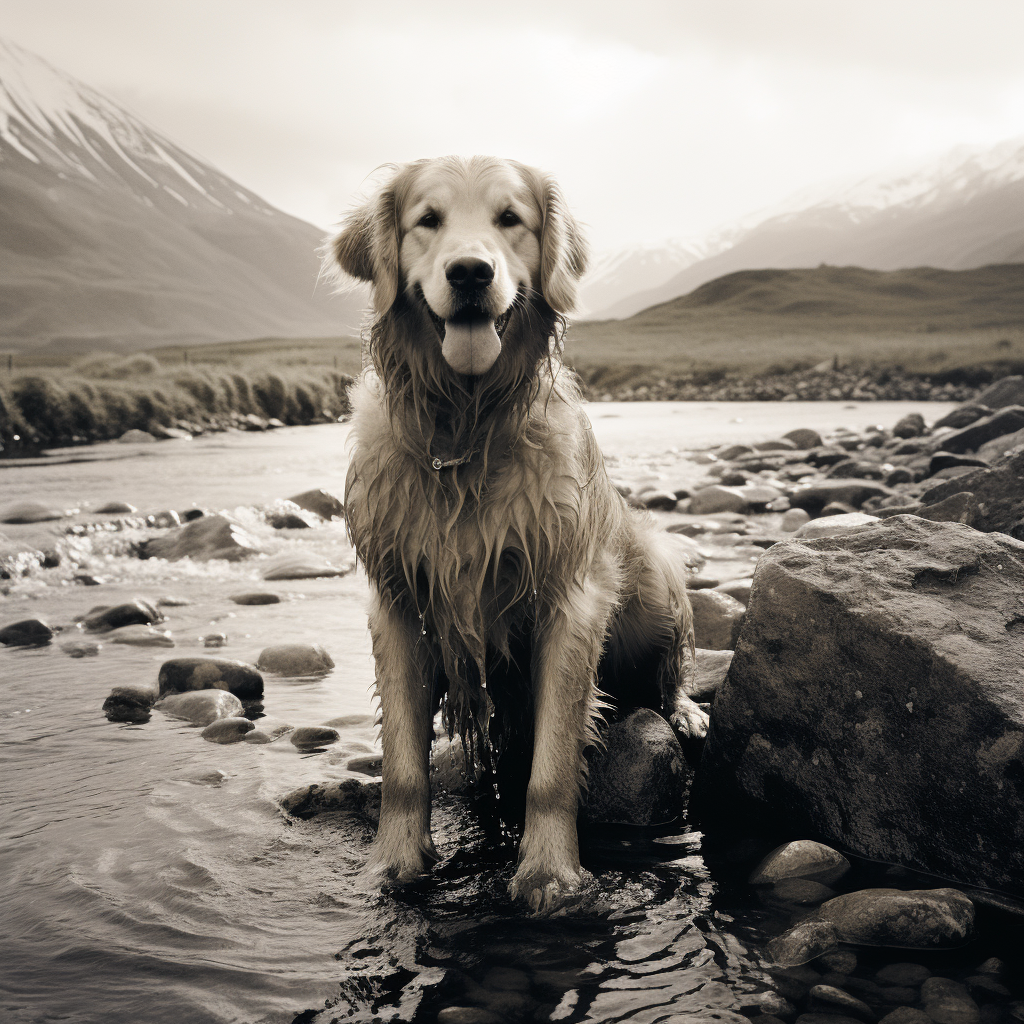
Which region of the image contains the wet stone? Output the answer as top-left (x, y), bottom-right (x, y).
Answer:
top-left (279, 777), bottom-right (381, 823)
top-left (202, 633), bottom-right (227, 648)
top-left (784, 428), bottom-right (823, 449)
top-left (767, 920), bottom-right (840, 966)
top-left (893, 413), bottom-right (926, 438)
top-left (754, 992), bottom-right (798, 1018)
top-left (256, 643), bottom-right (334, 676)
top-left (773, 878), bottom-right (836, 904)
top-left (0, 500), bottom-right (66, 524)
top-left (689, 588), bottom-right (745, 650)
top-left (261, 551), bottom-right (352, 580)
top-left (290, 725), bottom-right (340, 748)
top-left (287, 487), bottom-right (344, 520)
top-left (158, 657), bottom-right (264, 700)
top-left (242, 729), bottom-right (274, 744)
top-left (157, 595), bottom-right (190, 607)
top-left (817, 950), bottom-right (858, 974)
top-left (346, 753), bottom-right (382, 776)
top-left (820, 888), bottom-right (974, 949)
top-left (643, 490), bottom-right (681, 510)
top-left (82, 599), bottom-right (162, 632)
top-left (73, 574), bottom-right (105, 586)
top-left (876, 964), bottom-right (931, 987)
top-left (157, 689), bottom-right (244, 726)
top-left (750, 841), bottom-right (852, 886)
top-left (140, 513), bottom-right (262, 562)
top-left (94, 501), bottom-right (137, 514)
top-left (201, 717), bottom-right (255, 743)
top-left (879, 987), bottom-right (918, 1006)
top-left (103, 685), bottom-right (158, 723)
top-left (229, 592), bottom-right (281, 605)
top-left (878, 1011), bottom-right (933, 1024)
top-left (781, 507), bottom-right (812, 531)
top-left (61, 639), bottom-right (100, 658)
top-left (689, 648), bottom-right (733, 701)
top-left (0, 618), bottom-right (54, 646)
top-left (106, 625), bottom-right (174, 647)
top-left (808, 984), bottom-right (874, 1021)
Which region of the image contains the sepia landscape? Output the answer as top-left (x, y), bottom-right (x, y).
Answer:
top-left (3, 6), bottom-right (1024, 1024)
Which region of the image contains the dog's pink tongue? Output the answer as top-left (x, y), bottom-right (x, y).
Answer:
top-left (441, 320), bottom-right (501, 376)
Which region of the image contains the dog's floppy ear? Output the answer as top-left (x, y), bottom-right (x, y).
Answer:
top-left (531, 171), bottom-right (589, 315)
top-left (327, 172), bottom-right (402, 312)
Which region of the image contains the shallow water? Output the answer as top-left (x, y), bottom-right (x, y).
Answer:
top-left (6, 401), bottom-right (1022, 1024)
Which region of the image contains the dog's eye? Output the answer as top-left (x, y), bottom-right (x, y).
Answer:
top-left (498, 209), bottom-right (520, 228)
top-left (418, 211), bottom-right (440, 229)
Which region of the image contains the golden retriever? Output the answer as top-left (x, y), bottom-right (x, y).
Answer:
top-left (328, 156), bottom-right (708, 912)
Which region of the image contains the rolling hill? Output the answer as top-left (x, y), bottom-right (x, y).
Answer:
top-left (589, 138), bottom-right (1024, 320)
top-left (0, 38), bottom-right (364, 353)
top-left (568, 263), bottom-right (1024, 375)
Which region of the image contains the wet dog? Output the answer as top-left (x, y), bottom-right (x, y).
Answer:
top-left (327, 156), bottom-right (708, 911)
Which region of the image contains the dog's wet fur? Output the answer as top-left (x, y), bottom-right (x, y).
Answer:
top-left (327, 156), bottom-right (708, 912)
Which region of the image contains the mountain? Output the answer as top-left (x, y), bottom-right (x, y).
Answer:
top-left (576, 240), bottom-right (709, 318)
top-left (592, 137), bottom-right (1024, 320)
top-left (0, 38), bottom-right (364, 352)
top-left (568, 263), bottom-right (1024, 374)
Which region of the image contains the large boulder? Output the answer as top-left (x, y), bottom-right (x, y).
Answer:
top-left (935, 405), bottom-right (1024, 455)
top-left (139, 514), bottom-right (262, 562)
top-left (691, 515), bottom-right (1024, 897)
top-left (918, 449), bottom-right (1024, 536)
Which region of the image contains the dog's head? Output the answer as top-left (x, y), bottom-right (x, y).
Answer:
top-left (328, 156), bottom-right (588, 377)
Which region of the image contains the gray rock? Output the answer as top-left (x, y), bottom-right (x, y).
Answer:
top-left (106, 625), bottom-right (174, 647)
top-left (919, 450), bottom-right (1024, 536)
top-left (202, 633), bottom-right (227, 648)
top-left (102, 685), bottom-right (158, 722)
top-left (892, 413), bottom-right (926, 439)
top-left (347, 753), bottom-right (383, 776)
top-left (61, 639), bottom-right (101, 657)
top-left (794, 512), bottom-right (879, 538)
top-left (750, 840), bottom-right (851, 886)
top-left (689, 588), bottom-right (745, 650)
top-left (821, 888), bottom-right (974, 950)
top-left (928, 452), bottom-right (989, 475)
top-left (157, 689), bottom-right (243, 726)
top-left (876, 963), bottom-right (931, 986)
top-left (242, 729), bottom-right (274, 744)
top-left (781, 508), bottom-right (812, 532)
top-left (289, 725), bottom-right (340, 748)
top-left (917, 492), bottom-right (981, 527)
top-left (156, 595), bottom-right (191, 607)
top-left (937, 406), bottom-right (1024, 455)
top-left (260, 551), bottom-right (352, 580)
top-left (82, 599), bottom-right (162, 632)
top-left (977, 425), bottom-right (1024, 462)
top-left (140, 514), bottom-right (262, 562)
top-left (691, 516), bottom-right (1024, 896)
top-left (229, 592), bottom-right (281, 605)
top-left (784, 428), bottom-right (823, 449)
top-left (0, 500), bottom-right (66, 524)
top-left (279, 777), bottom-right (381, 822)
top-left (790, 479), bottom-right (895, 512)
top-left (582, 708), bottom-right (689, 826)
top-left (817, 950), bottom-right (857, 974)
top-left (689, 485), bottom-right (750, 515)
top-left (642, 490), bottom-right (681, 511)
top-left (715, 578), bottom-right (753, 605)
top-left (287, 488), bottom-right (344, 520)
top-left (201, 717), bottom-right (255, 743)
top-left (808, 985), bottom-right (873, 1021)
top-left (933, 404), bottom-right (991, 430)
top-left (116, 429), bottom-right (157, 443)
top-left (718, 444), bottom-right (755, 460)
top-left (766, 920), bottom-right (840, 966)
top-left (158, 657), bottom-right (264, 700)
top-left (256, 643), bottom-right (334, 676)
top-left (94, 501), bottom-right (137, 514)
top-left (772, 878), bottom-right (837, 904)
top-left (975, 376), bottom-right (1024, 410)
top-left (878, 1010), bottom-right (932, 1024)
top-left (0, 618), bottom-right (54, 646)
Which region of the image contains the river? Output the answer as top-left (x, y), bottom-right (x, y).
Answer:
top-left (9, 399), bottom-right (1017, 1024)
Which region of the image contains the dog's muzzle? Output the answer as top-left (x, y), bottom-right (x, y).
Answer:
top-left (425, 281), bottom-right (515, 377)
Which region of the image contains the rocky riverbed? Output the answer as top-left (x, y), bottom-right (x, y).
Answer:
top-left (3, 386), bottom-right (1024, 1023)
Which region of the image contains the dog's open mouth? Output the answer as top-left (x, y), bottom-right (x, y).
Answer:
top-left (425, 295), bottom-right (515, 377)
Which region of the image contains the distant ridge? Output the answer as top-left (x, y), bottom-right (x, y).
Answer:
top-left (569, 263), bottom-right (1024, 374)
top-left (0, 38), bottom-right (363, 351)
top-left (588, 137), bottom-right (1024, 320)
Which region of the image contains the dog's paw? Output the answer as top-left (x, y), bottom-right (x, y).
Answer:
top-left (669, 699), bottom-right (710, 740)
top-left (366, 835), bottom-right (439, 886)
top-left (508, 868), bottom-right (589, 914)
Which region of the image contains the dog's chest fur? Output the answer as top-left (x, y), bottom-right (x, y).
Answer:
top-left (345, 374), bottom-right (611, 665)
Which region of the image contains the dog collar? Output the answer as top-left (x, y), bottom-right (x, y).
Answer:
top-left (429, 449), bottom-right (474, 470)
top-left (429, 420), bottom-right (475, 470)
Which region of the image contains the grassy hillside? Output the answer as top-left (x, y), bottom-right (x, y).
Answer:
top-left (569, 263), bottom-right (1024, 376)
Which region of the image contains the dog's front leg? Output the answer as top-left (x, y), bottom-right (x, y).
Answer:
top-left (510, 581), bottom-right (611, 913)
top-left (367, 589), bottom-right (439, 883)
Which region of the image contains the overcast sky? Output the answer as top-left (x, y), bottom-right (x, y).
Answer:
top-left (5, 0), bottom-right (1024, 251)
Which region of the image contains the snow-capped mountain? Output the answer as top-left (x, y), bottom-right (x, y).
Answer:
top-left (576, 239), bottom-right (711, 318)
top-left (592, 136), bottom-right (1024, 321)
top-left (0, 38), bottom-right (362, 350)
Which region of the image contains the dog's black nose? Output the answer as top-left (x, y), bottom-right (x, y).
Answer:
top-left (446, 257), bottom-right (495, 291)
